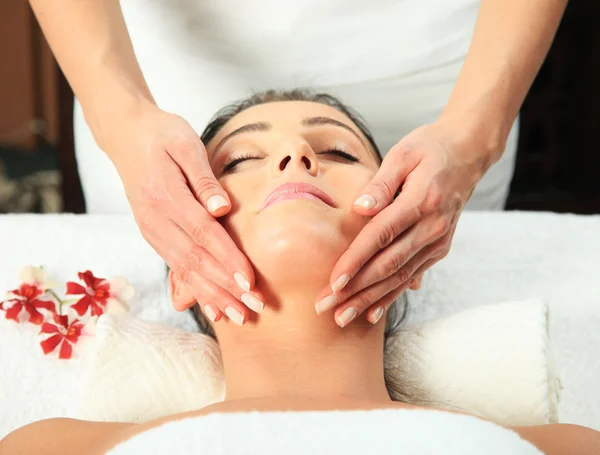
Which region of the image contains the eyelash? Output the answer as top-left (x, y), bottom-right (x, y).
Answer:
top-left (222, 148), bottom-right (359, 173)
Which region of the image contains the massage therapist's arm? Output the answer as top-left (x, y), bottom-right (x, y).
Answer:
top-left (28, 1), bottom-right (258, 322)
top-left (327, 0), bottom-right (569, 326)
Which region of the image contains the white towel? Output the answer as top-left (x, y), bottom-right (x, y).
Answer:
top-left (1, 211), bottom-right (599, 438)
top-left (106, 409), bottom-right (542, 455)
top-left (76, 299), bottom-right (560, 426)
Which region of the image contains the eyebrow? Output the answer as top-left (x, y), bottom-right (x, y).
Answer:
top-left (301, 116), bottom-right (365, 147)
top-left (211, 121), bottom-right (271, 162)
top-left (210, 116), bottom-right (365, 162)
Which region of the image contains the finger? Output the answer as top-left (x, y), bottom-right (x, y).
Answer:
top-left (327, 178), bottom-right (433, 295)
top-left (327, 245), bottom-right (437, 327)
top-left (173, 275), bottom-right (223, 323)
top-left (329, 214), bottom-right (450, 301)
top-left (333, 276), bottom-right (416, 328)
top-left (411, 257), bottom-right (442, 281)
top-left (409, 275), bottom-right (423, 290)
top-left (328, 169), bottom-right (448, 296)
top-left (144, 220), bottom-right (265, 314)
top-left (352, 142), bottom-right (420, 216)
top-left (167, 134), bottom-right (232, 217)
top-left (189, 301), bottom-right (223, 324)
top-left (185, 272), bottom-right (251, 327)
top-left (364, 285), bottom-right (410, 325)
top-left (171, 190), bottom-right (257, 292)
top-left (201, 303), bottom-right (224, 323)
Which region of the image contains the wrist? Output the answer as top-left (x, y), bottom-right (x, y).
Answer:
top-left (79, 70), bottom-right (157, 154)
top-left (436, 108), bottom-right (508, 175)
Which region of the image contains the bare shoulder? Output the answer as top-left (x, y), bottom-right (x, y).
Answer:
top-left (388, 403), bottom-right (600, 455)
top-left (0, 417), bottom-right (134, 455)
top-left (512, 423), bottom-right (600, 455)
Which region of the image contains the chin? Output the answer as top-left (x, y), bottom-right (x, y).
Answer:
top-left (239, 203), bottom-right (366, 285)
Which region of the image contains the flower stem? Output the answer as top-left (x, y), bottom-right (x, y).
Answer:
top-left (47, 289), bottom-right (65, 315)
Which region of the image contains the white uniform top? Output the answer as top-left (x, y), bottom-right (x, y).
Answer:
top-left (106, 409), bottom-right (542, 455)
top-left (74, 0), bottom-right (518, 213)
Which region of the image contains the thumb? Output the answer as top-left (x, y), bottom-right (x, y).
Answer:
top-left (352, 143), bottom-right (417, 215)
top-left (175, 135), bottom-right (231, 217)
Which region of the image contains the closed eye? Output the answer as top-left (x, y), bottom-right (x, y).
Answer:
top-left (222, 153), bottom-right (262, 173)
top-left (318, 148), bottom-right (360, 163)
top-left (222, 148), bottom-right (359, 173)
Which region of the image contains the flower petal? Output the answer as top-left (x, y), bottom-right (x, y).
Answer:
top-left (43, 279), bottom-right (62, 290)
top-left (81, 317), bottom-right (98, 337)
top-left (33, 299), bottom-right (56, 313)
top-left (108, 277), bottom-right (135, 301)
top-left (24, 303), bottom-right (44, 324)
top-left (40, 322), bottom-right (59, 334)
top-left (40, 334), bottom-right (62, 354)
top-left (52, 312), bottom-right (69, 328)
top-left (5, 302), bottom-right (23, 322)
top-left (90, 302), bottom-right (105, 317)
top-left (79, 270), bottom-right (105, 289)
top-left (66, 282), bottom-right (86, 296)
top-left (19, 266), bottom-right (34, 284)
top-left (19, 265), bottom-right (39, 284)
top-left (71, 295), bottom-right (93, 316)
top-left (58, 340), bottom-right (73, 359)
top-left (105, 298), bottom-right (130, 315)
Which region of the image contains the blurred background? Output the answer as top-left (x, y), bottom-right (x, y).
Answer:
top-left (0, 1), bottom-right (598, 215)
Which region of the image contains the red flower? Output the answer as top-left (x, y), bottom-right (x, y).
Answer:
top-left (66, 270), bottom-right (111, 317)
top-left (2, 283), bottom-right (56, 325)
top-left (39, 313), bottom-right (85, 360)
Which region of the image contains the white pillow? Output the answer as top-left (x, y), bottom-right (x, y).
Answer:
top-left (77, 299), bottom-right (561, 426)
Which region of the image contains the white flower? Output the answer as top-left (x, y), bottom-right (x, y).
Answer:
top-left (104, 276), bottom-right (135, 315)
top-left (19, 265), bottom-right (60, 291)
top-left (74, 316), bottom-right (99, 355)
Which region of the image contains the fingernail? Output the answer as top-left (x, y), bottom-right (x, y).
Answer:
top-left (331, 274), bottom-right (350, 293)
top-left (353, 194), bottom-right (376, 209)
top-left (371, 307), bottom-right (384, 324)
top-left (241, 293), bottom-right (264, 313)
top-left (204, 305), bottom-right (218, 323)
top-left (338, 307), bottom-right (358, 328)
top-left (225, 307), bottom-right (244, 326)
top-left (234, 272), bottom-right (251, 292)
top-left (315, 295), bottom-right (338, 315)
top-left (207, 195), bottom-right (228, 214)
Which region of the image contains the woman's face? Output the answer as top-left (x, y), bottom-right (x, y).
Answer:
top-left (206, 101), bottom-right (380, 287)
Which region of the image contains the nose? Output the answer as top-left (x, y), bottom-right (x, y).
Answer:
top-left (273, 139), bottom-right (318, 177)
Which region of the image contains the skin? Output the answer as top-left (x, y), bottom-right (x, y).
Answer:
top-left (28, 0), bottom-right (567, 326)
top-left (1, 102), bottom-right (598, 455)
top-left (323, 0), bottom-right (569, 318)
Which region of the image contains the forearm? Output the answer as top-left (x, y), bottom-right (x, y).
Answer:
top-left (439, 0), bottom-right (568, 169)
top-left (29, 0), bottom-right (156, 151)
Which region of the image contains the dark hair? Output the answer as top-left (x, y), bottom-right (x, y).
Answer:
top-left (187, 89), bottom-right (418, 403)
top-left (201, 89), bottom-right (382, 163)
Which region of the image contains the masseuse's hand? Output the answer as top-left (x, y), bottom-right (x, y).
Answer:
top-left (105, 104), bottom-right (263, 324)
top-left (316, 120), bottom-right (493, 327)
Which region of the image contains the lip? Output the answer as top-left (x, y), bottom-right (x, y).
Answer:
top-left (259, 182), bottom-right (336, 211)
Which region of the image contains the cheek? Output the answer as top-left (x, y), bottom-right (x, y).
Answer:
top-left (218, 174), bottom-right (261, 250)
top-left (328, 166), bottom-right (376, 207)
top-left (327, 166), bottom-right (376, 239)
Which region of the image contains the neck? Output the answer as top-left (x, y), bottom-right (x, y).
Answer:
top-left (215, 280), bottom-right (390, 403)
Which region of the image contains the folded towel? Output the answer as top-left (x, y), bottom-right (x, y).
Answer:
top-left (106, 409), bottom-right (542, 455)
top-left (76, 299), bottom-right (561, 426)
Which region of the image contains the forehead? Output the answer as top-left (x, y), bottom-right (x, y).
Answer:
top-left (209, 100), bottom-right (367, 145)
